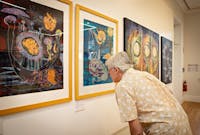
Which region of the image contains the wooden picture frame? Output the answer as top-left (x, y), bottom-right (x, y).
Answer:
top-left (0, 0), bottom-right (72, 115)
top-left (75, 4), bottom-right (118, 100)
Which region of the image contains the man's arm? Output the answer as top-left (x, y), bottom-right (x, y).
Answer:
top-left (129, 119), bottom-right (143, 135)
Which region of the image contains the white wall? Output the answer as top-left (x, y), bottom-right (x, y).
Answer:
top-left (174, 22), bottom-right (184, 103)
top-left (0, 0), bottom-right (184, 135)
top-left (164, 0), bottom-right (185, 103)
top-left (183, 12), bottom-right (200, 102)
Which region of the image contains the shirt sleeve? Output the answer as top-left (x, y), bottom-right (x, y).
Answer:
top-left (115, 82), bottom-right (138, 122)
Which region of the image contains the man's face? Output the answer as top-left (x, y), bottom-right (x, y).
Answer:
top-left (109, 67), bottom-right (122, 83)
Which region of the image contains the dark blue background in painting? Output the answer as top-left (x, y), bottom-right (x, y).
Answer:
top-left (161, 37), bottom-right (172, 84)
top-left (0, 0), bottom-right (63, 97)
top-left (83, 19), bottom-right (113, 86)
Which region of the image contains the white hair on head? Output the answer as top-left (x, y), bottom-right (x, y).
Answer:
top-left (105, 51), bottom-right (133, 72)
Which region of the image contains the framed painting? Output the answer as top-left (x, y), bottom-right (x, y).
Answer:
top-left (161, 37), bottom-right (172, 84)
top-left (0, 0), bottom-right (72, 115)
top-left (124, 18), bottom-right (159, 78)
top-left (75, 4), bottom-right (118, 100)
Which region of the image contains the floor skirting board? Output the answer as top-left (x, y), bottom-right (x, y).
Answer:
top-left (183, 94), bottom-right (200, 103)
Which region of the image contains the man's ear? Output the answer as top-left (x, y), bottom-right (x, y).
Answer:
top-left (115, 67), bottom-right (120, 72)
top-left (113, 67), bottom-right (120, 73)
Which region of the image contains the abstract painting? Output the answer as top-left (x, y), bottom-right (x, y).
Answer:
top-left (124, 18), bottom-right (159, 78)
top-left (0, 0), bottom-right (63, 97)
top-left (83, 19), bottom-right (113, 86)
top-left (0, 0), bottom-right (72, 115)
top-left (75, 4), bottom-right (118, 100)
top-left (161, 36), bottom-right (172, 84)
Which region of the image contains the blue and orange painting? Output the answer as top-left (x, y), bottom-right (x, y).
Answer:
top-left (83, 19), bottom-right (113, 86)
top-left (124, 18), bottom-right (159, 78)
top-left (0, 0), bottom-right (64, 97)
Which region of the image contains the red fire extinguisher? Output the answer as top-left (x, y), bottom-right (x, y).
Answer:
top-left (183, 80), bottom-right (187, 92)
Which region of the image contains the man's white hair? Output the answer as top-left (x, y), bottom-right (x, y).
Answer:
top-left (105, 51), bottom-right (133, 72)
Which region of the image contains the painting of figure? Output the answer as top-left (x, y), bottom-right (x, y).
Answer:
top-left (142, 27), bottom-right (151, 72)
top-left (83, 19), bottom-right (113, 86)
top-left (150, 32), bottom-right (159, 78)
top-left (124, 18), bottom-right (159, 78)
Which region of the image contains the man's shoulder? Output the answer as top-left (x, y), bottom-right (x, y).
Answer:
top-left (120, 68), bottom-right (142, 85)
top-left (125, 68), bottom-right (140, 75)
top-left (123, 68), bottom-right (142, 78)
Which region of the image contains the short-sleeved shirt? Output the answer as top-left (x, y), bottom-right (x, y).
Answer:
top-left (115, 68), bottom-right (192, 135)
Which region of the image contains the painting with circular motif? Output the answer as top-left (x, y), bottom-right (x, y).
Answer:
top-left (83, 19), bottom-right (113, 86)
top-left (124, 18), bottom-right (159, 78)
top-left (75, 5), bottom-right (118, 100)
top-left (0, 0), bottom-right (64, 97)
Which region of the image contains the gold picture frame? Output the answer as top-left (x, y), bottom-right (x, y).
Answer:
top-left (0, 0), bottom-right (72, 115)
top-left (75, 4), bottom-right (118, 100)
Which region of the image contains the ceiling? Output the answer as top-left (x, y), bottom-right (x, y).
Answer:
top-left (175, 0), bottom-right (200, 13)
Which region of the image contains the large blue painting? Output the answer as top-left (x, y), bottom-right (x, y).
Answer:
top-left (83, 19), bottom-right (113, 86)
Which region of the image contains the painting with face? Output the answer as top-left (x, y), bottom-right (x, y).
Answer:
top-left (83, 19), bottom-right (113, 86)
top-left (124, 18), bottom-right (143, 70)
top-left (151, 32), bottom-right (159, 78)
top-left (142, 28), bottom-right (152, 72)
top-left (75, 5), bottom-right (118, 100)
top-left (124, 18), bottom-right (159, 78)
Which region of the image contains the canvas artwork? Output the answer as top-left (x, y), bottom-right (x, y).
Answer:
top-left (0, 0), bottom-right (64, 97)
top-left (151, 32), bottom-right (159, 78)
top-left (161, 37), bottom-right (172, 84)
top-left (124, 18), bottom-right (159, 78)
top-left (83, 19), bottom-right (113, 86)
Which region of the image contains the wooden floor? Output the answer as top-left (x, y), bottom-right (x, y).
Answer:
top-left (182, 102), bottom-right (200, 135)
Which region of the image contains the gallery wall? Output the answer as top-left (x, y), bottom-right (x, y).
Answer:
top-left (184, 11), bottom-right (200, 102)
top-left (0, 0), bottom-right (184, 135)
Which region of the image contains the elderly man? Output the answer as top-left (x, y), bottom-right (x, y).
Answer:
top-left (105, 52), bottom-right (192, 135)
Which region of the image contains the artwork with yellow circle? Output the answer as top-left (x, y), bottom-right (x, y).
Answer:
top-left (83, 19), bottom-right (114, 86)
top-left (0, 0), bottom-right (64, 97)
top-left (124, 18), bottom-right (159, 78)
